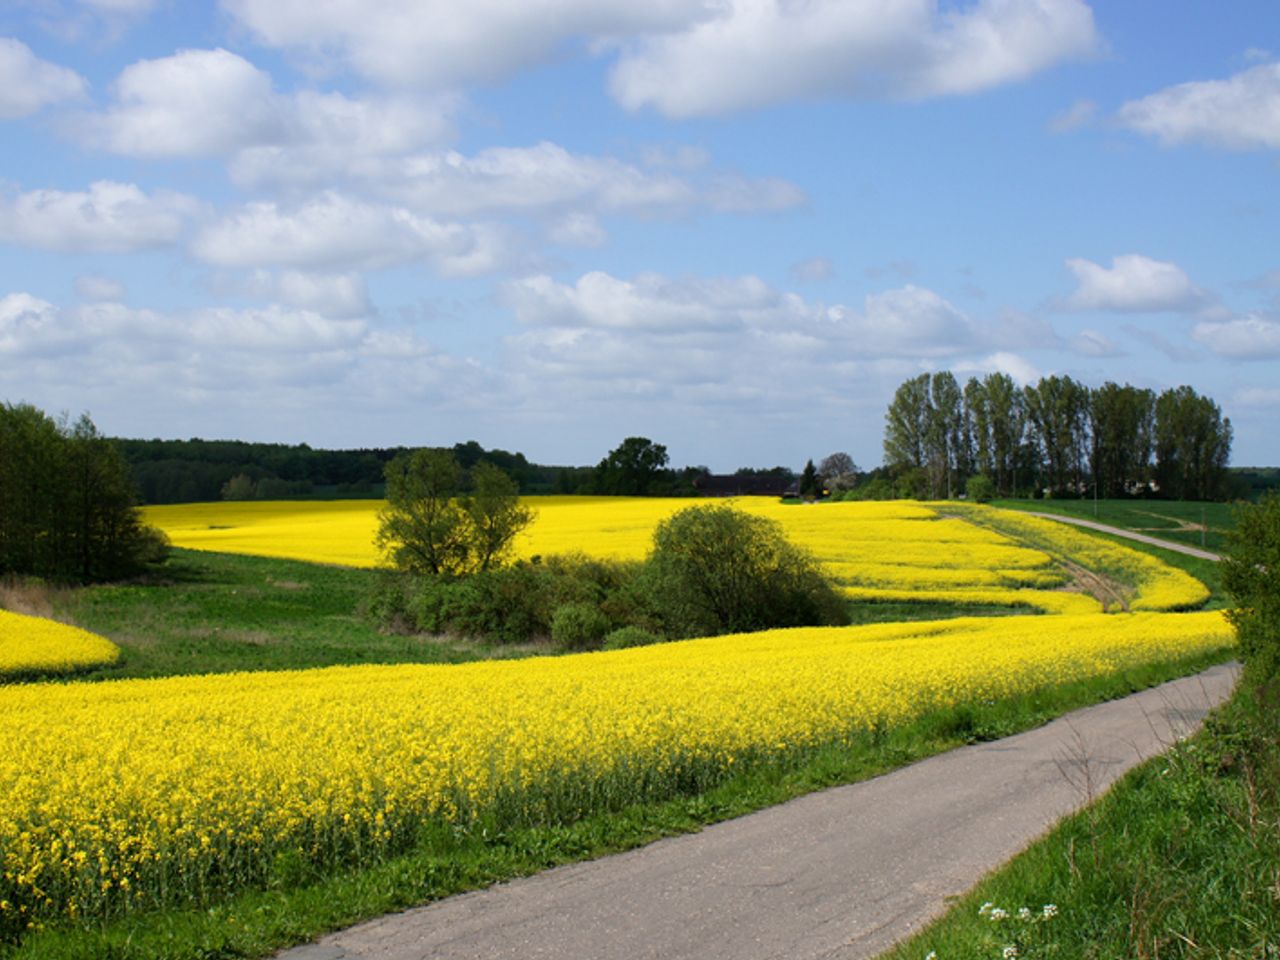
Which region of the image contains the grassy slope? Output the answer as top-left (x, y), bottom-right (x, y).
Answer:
top-left (40, 549), bottom-right (503, 681)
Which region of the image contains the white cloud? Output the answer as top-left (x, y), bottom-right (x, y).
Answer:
top-left (191, 192), bottom-right (510, 276)
top-left (240, 270), bottom-right (373, 319)
top-left (502, 271), bottom-right (974, 358)
top-left (1064, 254), bottom-right (1205, 313)
top-left (547, 213), bottom-right (607, 248)
top-left (84, 48), bottom-right (280, 156)
top-left (0, 293), bottom-right (63, 355)
top-left (0, 181), bottom-right (198, 253)
top-left (74, 275), bottom-right (127, 302)
top-left (954, 351), bottom-right (1041, 385)
top-left (1118, 63), bottom-right (1280, 150)
top-left (608, 0), bottom-right (1099, 117)
top-left (1193, 314), bottom-right (1280, 359)
top-left (222, 0), bottom-right (1096, 116)
top-left (221, 0), bottom-right (696, 88)
top-left (853, 285), bottom-right (975, 357)
top-left (82, 48), bottom-right (454, 160)
top-left (240, 141), bottom-right (805, 225)
top-left (0, 37), bottom-right (86, 119)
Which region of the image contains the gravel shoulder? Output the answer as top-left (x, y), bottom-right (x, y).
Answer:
top-left (279, 663), bottom-right (1240, 960)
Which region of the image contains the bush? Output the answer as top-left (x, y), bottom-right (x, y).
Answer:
top-left (602, 625), bottom-right (661, 650)
top-left (965, 474), bottom-right (996, 503)
top-left (550, 602), bottom-right (612, 651)
top-left (1223, 492), bottom-right (1280, 682)
top-left (641, 504), bottom-right (848, 639)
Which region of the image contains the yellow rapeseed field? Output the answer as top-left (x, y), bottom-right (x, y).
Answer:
top-left (0, 496), bottom-right (1225, 936)
top-left (0, 610), bottom-right (1232, 931)
top-left (143, 497), bottom-right (1204, 614)
top-left (0, 608), bottom-right (119, 679)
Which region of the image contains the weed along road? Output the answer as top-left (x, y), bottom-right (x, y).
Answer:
top-left (278, 663), bottom-right (1239, 960)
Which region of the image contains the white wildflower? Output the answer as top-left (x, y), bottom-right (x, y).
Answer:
top-left (979, 901), bottom-right (994, 916)
top-left (1042, 903), bottom-right (1059, 920)
top-left (1003, 947), bottom-right (1019, 960)
top-left (989, 907), bottom-right (1009, 921)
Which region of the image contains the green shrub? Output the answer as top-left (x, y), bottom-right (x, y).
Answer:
top-left (642, 504), bottom-right (848, 639)
top-left (551, 602), bottom-right (612, 651)
top-left (602, 626), bottom-right (661, 650)
top-left (1223, 492), bottom-right (1280, 682)
top-left (965, 474), bottom-right (996, 503)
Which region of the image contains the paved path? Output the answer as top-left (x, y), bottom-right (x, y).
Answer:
top-left (1022, 512), bottom-right (1222, 562)
top-left (279, 663), bottom-right (1240, 960)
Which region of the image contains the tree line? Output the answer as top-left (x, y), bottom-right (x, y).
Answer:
top-left (0, 404), bottom-right (166, 582)
top-left (883, 372), bottom-right (1234, 501)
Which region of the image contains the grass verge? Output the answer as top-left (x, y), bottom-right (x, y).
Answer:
top-left (3, 649), bottom-right (1234, 960)
top-left (880, 675), bottom-right (1278, 960)
top-left (33, 549), bottom-right (501, 681)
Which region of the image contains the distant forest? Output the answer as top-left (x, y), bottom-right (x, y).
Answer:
top-left (114, 438), bottom-right (596, 504)
top-left (114, 428), bottom-right (1276, 506)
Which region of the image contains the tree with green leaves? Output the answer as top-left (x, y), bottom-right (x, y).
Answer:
top-left (593, 436), bottom-right (671, 495)
top-left (0, 404), bottom-right (166, 582)
top-left (1089, 382), bottom-right (1155, 497)
top-left (799, 459), bottom-right (819, 499)
top-left (1154, 386), bottom-right (1232, 500)
top-left (377, 450), bottom-right (534, 576)
top-left (464, 461), bottom-right (535, 572)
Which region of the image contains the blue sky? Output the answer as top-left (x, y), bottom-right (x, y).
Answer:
top-left (1, 0), bottom-right (1278, 471)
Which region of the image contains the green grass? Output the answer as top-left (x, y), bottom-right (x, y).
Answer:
top-left (993, 498), bottom-right (1236, 554)
top-left (39, 549), bottom-right (503, 682)
top-left (880, 678), bottom-right (1278, 960)
top-left (4, 649), bottom-right (1235, 960)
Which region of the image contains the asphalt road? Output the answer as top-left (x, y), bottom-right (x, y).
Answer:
top-left (279, 662), bottom-right (1240, 960)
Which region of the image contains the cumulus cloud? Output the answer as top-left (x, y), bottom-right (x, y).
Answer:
top-left (1193, 314), bottom-right (1280, 359)
top-left (239, 270), bottom-right (373, 319)
top-left (0, 293), bottom-right (64, 355)
top-left (1063, 254), bottom-right (1206, 313)
top-left (954, 351), bottom-right (1041, 385)
top-left (234, 140), bottom-right (804, 225)
top-left (0, 37), bottom-right (86, 119)
top-left (608, 0), bottom-right (1100, 117)
top-left (222, 0), bottom-right (1096, 116)
top-left (0, 181), bottom-right (198, 253)
top-left (81, 48), bottom-right (454, 159)
top-left (191, 192), bottom-right (510, 276)
top-left (502, 271), bottom-right (975, 358)
top-left (221, 0), bottom-right (696, 88)
top-left (1118, 62), bottom-right (1280, 150)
